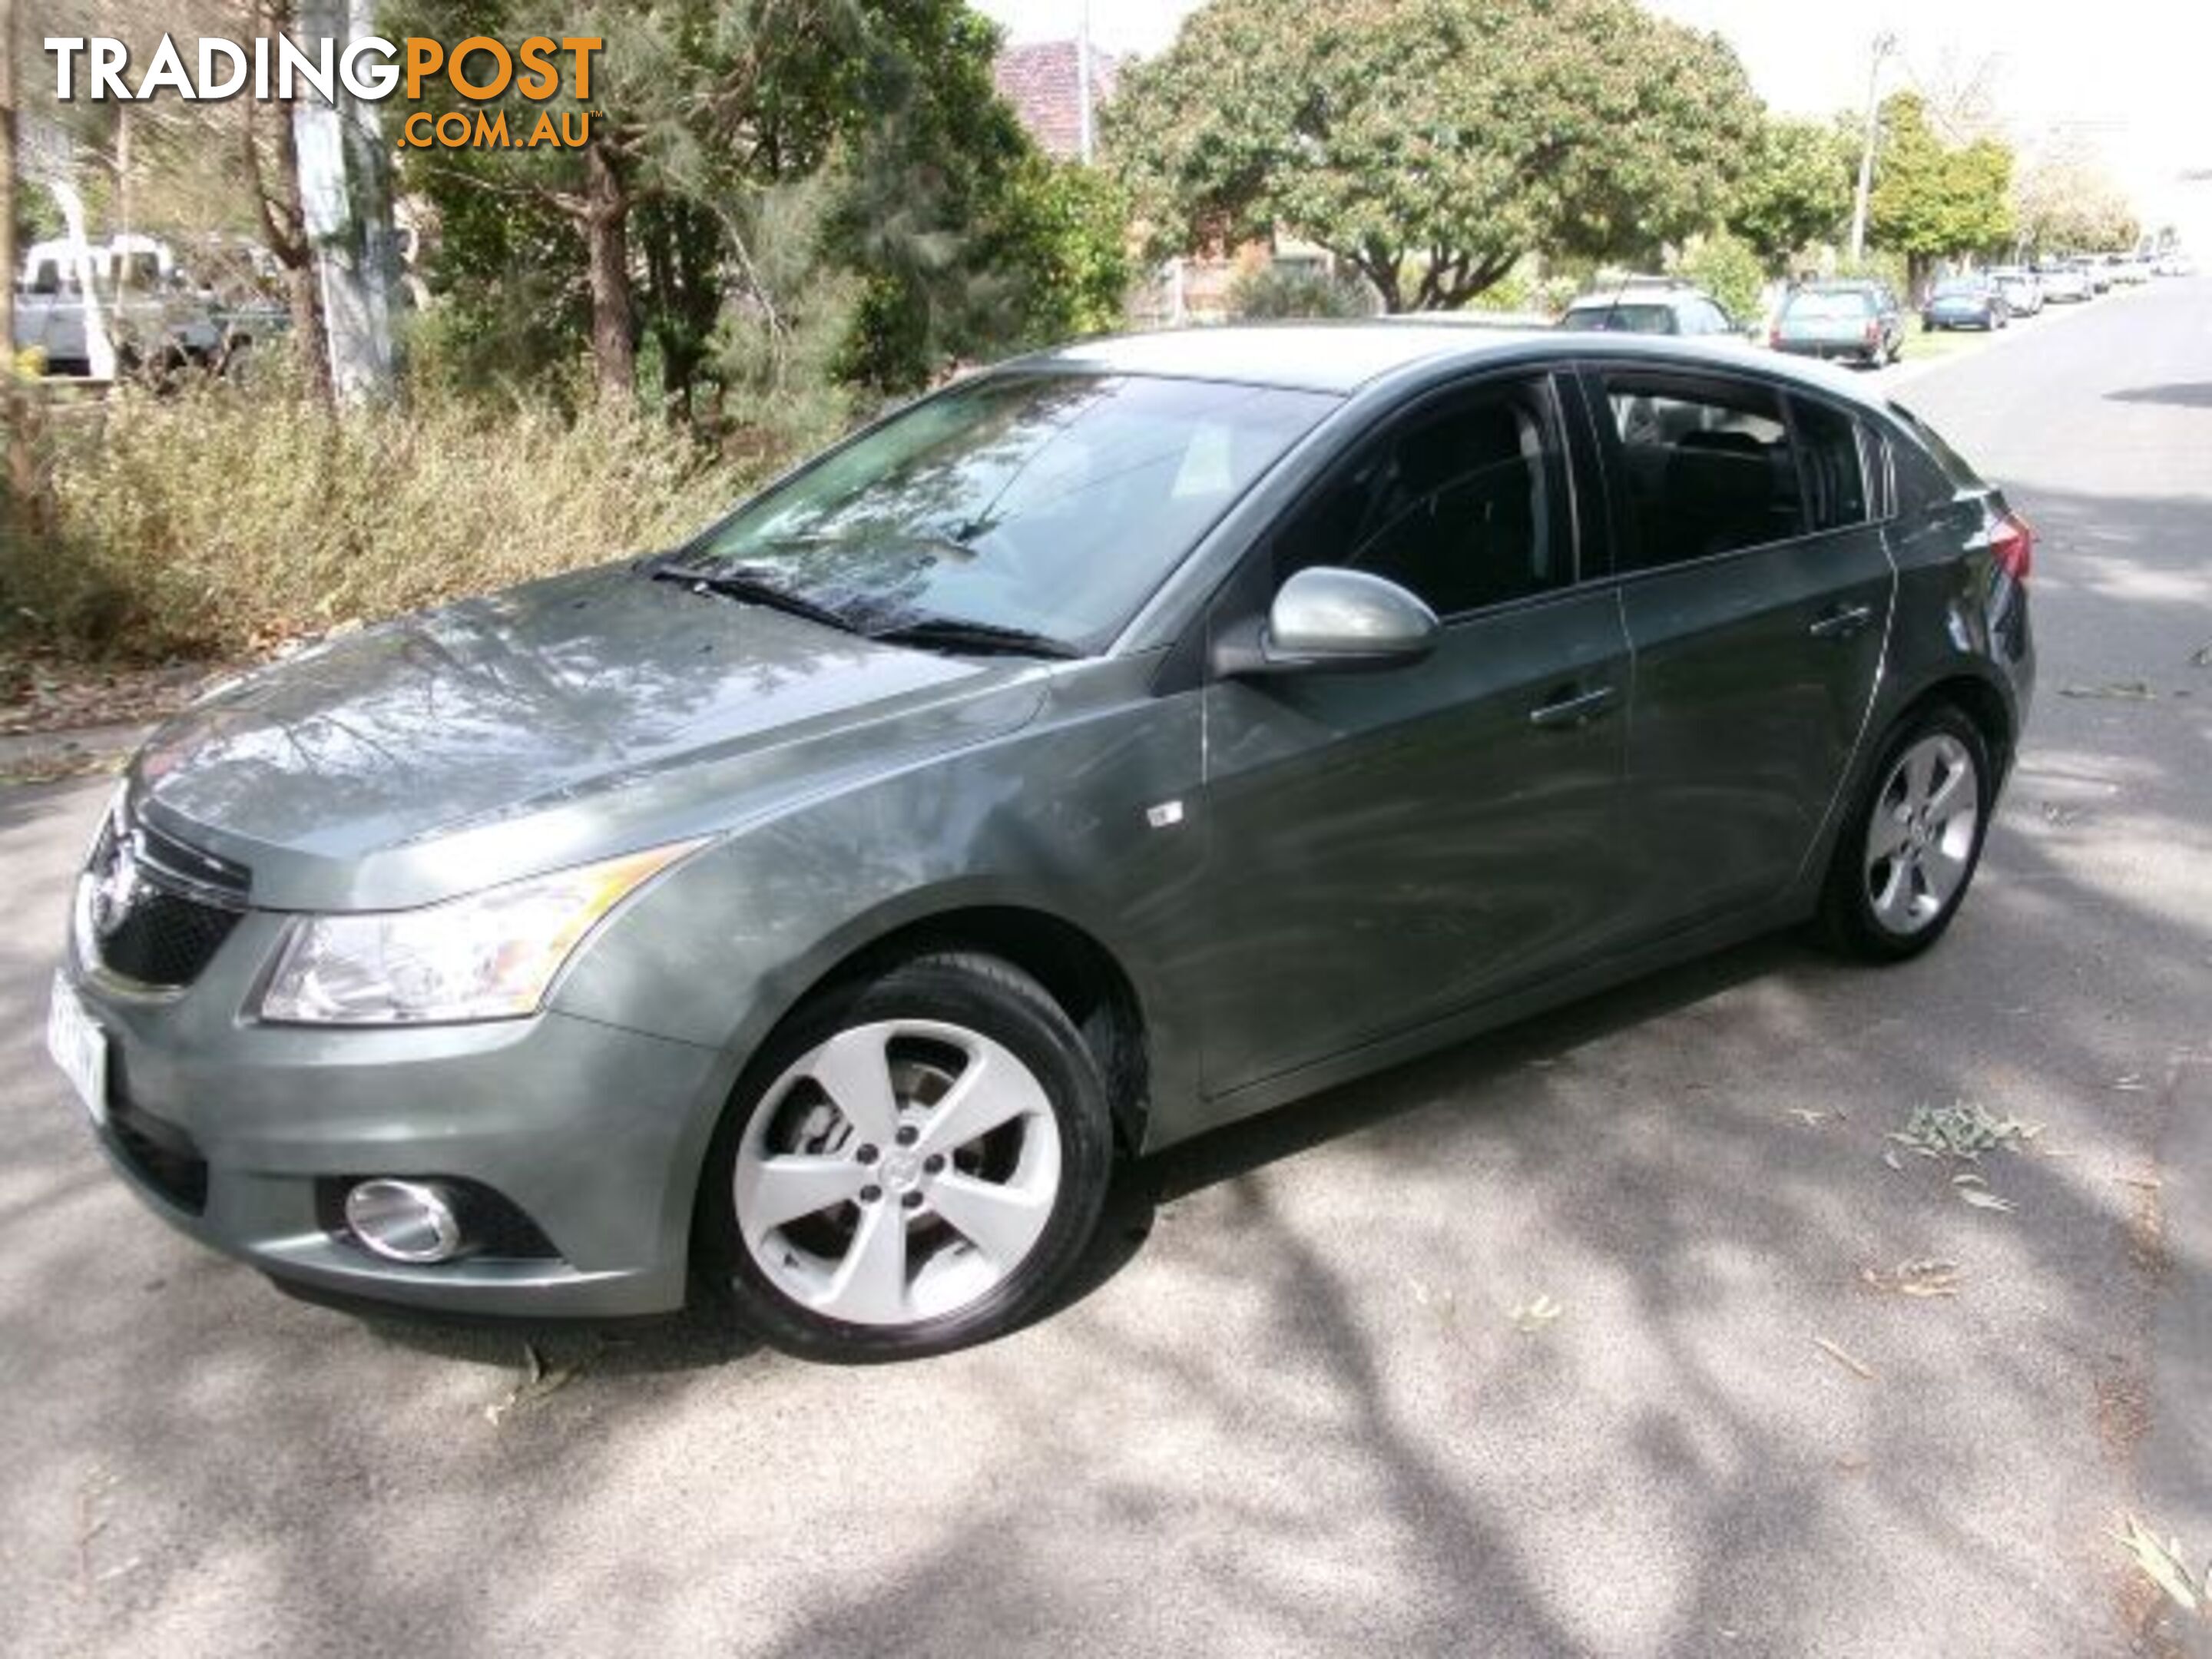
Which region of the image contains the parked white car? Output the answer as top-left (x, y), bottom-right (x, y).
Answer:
top-left (13, 236), bottom-right (223, 376)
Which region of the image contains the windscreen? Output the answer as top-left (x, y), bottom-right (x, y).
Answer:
top-left (681, 373), bottom-right (1339, 649)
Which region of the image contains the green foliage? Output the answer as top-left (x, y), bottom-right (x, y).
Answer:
top-left (1108, 0), bottom-right (1762, 311)
top-left (1227, 263), bottom-right (1375, 320)
top-left (1868, 93), bottom-right (2015, 276)
top-left (1, 370), bottom-right (763, 661)
top-left (1671, 232), bottom-right (1765, 324)
top-left (1728, 118), bottom-right (1854, 270)
top-left (1834, 247), bottom-right (1909, 297)
top-left (397, 0), bottom-right (1116, 410)
top-left (994, 161), bottom-right (1137, 340)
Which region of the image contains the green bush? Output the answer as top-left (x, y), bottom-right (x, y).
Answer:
top-left (1672, 231), bottom-right (1767, 324)
top-left (1228, 264), bottom-right (1376, 320)
top-left (2, 371), bottom-right (774, 662)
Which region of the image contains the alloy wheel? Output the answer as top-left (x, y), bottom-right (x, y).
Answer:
top-left (1863, 733), bottom-right (1980, 935)
top-left (733, 1019), bottom-right (1063, 1327)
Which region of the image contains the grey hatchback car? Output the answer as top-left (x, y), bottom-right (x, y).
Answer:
top-left (48, 326), bottom-right (2035, 1360)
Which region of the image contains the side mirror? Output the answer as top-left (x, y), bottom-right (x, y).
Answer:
top-left (1215, 566), bottom-right (1440, 677)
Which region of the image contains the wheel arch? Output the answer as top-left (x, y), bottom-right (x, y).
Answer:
top-left (1892, 670), bottom-right (2017, 783)
top-left (758, 901), bottom-right (1154, 1158)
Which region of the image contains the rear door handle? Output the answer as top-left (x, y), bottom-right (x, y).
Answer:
top-left (1810, 603), bottom-right (1875, 641)
top-left (1528, 685), bottom-right (1619, 729)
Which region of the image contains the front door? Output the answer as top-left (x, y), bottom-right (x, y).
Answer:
top-left (1582, 365), bottom-right (1895, 935)
top-left (1197, 373), bottom-right (1632, 1098)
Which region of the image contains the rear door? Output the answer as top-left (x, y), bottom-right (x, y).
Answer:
top-left (1580, 364), bottom-right (1893, 936)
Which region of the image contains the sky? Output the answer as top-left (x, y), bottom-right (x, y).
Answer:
top-left (973, 0), bottom-right (2212, 242)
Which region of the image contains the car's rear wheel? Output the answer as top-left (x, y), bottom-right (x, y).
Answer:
top-left (1820, 706), bottom-right (1993, 961)
top-left (700, 952), bottom-right (1115, 1362)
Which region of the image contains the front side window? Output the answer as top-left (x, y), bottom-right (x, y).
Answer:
top-left (1274, 377), bottom-right (1571, 617)
top-left (681, 373), bottom-right (1338, 650)
top-left (1598, 371), bottom-right (1806, 569)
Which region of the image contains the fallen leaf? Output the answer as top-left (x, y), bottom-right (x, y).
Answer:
top-left (2190, 643), bottom-right (2212, 668)
top-left (2115, 1174), bottom-right (2163, 1191)
top-left (2058, 680), bottom-right (2156, 701)
top-left (1959, 1187), bottom-right (2016, 1213)
top-left (483, 1342), bottom-right (579, 1425)
top-left (1789, 1108), bottom-right (1831, 1128)
top-left (2114, 1516), bottom-right (2202, 1613)
top-left (1862, 1259), bottom-right (1961, 1298)
top-left (2113, 1074), bottom-right (2149, 1092)
top-left (1881, 1148), bottom-right (1904, 1172)
top-left (1952, 1171), bottom-right (1986, 1187)
top-left (1813, 1335), bottom-right (1877, 1379)
top-left (1509, 1293), bottom-right (1562, 1333)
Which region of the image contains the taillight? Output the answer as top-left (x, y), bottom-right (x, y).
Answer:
top-left (1864, 321), bottom-right (1879, 345)
top-left (1769, 326), bottom-right (1783, 347)
top-left (1989, 511), bottom-right (2034, 583)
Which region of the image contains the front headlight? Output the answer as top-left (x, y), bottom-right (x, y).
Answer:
top-left (258, 841), bottom-right (701, 1026)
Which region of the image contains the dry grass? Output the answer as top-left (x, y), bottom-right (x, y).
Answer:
top-left (2, 373), bottom-right (784, 663)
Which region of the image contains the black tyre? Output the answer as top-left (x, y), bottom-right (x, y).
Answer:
top-left (1820, 705), bottom-right (1994, 962)
top-left (699, 951), bottom-right (1115, 1362)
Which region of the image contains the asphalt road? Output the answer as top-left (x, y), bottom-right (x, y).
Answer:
top-left (4, 281), bottom-right (2208, 1658)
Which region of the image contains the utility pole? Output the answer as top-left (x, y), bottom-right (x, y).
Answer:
top-left (1848, 31), bottom-right (1898, 264)
top-left (1076, 0), bottom-right (1094, 166)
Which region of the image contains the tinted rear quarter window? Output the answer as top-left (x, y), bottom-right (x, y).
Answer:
top-left (1886, 403), bottom-right (1986, 512)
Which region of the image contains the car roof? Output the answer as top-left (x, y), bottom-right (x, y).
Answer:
top-left (1011, 322), bottom-right (1890, 410)
top-left (1562, 291), bottom-right (1699, 310)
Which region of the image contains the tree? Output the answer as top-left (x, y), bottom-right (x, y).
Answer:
top-left (1107, 0), bottom-right (1761, 312)
top-left (1727, 116), bottom-right (1853, 272)
top-left (402, 0), bottom-right (1110, 410)
top-left (2012, 153), bottom-right (2137, 257)
top-left (243, 0), bottom-right (333, 406)
top-left (1866, 92), bottom-right (2013, 295)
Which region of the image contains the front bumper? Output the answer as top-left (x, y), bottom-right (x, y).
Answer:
top-left (64, 917), bottom-right (735, 1318)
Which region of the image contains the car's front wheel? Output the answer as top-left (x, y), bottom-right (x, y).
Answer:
top-left (1820, 707), bottom-right (1994, 961)
top-left (700, 952), bottom-right (1116, 1361)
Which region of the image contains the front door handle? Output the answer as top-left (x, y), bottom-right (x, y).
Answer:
top-left (1810, 603), bottom-right (1875, 641)
top-left (1528, 685), bottom-right (1619, 730)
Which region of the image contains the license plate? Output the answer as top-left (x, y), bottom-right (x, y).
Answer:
top-left (45, 972), bottom-right (109, 1128)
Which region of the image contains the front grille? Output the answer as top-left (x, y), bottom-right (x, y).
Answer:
top-left (81, 806), bottom-right (248, 990)
top-left (95, 886), bottom-right (241, 986)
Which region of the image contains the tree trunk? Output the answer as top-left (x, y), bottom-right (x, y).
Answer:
top-left (582, 140), bottom-right (634, 406)
top-left (271, 101), bottom-right (333, 407)
top-left (2, 8), bottom-right (15, 372)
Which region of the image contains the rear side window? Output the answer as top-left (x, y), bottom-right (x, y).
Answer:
top-left (1275, 376), bottom-right (1572, 617)
top-left (1686, 300), bottom-right (1734, 336)
top-left (1565, 303), bottom-right (1677, 335)
top-left (1595, 371), bottom-right (1806, 569)
top-left (1790, 396), bottom-right (1868, 531)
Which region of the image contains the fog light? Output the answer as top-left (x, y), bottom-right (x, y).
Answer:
top-left (344, 1179), bottom-right (465, 1263)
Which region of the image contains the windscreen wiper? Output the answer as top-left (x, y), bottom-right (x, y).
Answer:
top-left (650, 562), bottom-right (859, 635)
top-left (869, 615), bottom-right (1082, 660)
